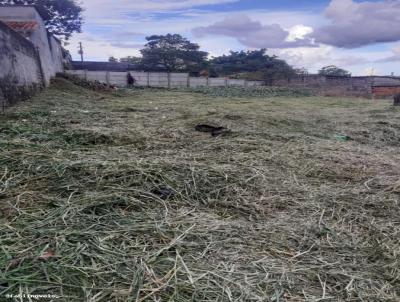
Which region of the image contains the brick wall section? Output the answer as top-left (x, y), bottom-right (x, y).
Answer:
top-left (272, 75), bottom-right (400, 98)
top-left (372, 86), bottom-right (400, 98)
top-left (272, 75), bottom-right (373, 98)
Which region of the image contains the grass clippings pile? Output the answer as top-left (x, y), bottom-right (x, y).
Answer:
top-left (181, 85), bottom-right (312, 98)
top-left (0, 78), bottom-right (399, 301)
top-left (57, 73), bottom-right (118, 92)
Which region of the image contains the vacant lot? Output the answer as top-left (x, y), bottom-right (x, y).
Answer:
top-left (0, 79), bottom-right (399, 301)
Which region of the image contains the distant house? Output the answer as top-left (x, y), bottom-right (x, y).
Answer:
top-left (0, 5), bottom-right (68, 85)
top-left (71, 61), bottom-right (140, 72)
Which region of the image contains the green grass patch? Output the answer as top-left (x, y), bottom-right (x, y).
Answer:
top-left (0, 79), bottom-right (399, 301)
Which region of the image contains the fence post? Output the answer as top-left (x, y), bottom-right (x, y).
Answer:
top-left (225, 78), bottom-right (228, 87)
top-left (206, 77), bottom-right (210, 87)
top-left (0, 90), bottom-right (5, 113)
top-left (147, 72), bottom-right (150, 87)
top-left (167, 72), bottom-right (171, 89)
top-left (106, 71), bottom-right (110, 86)
top-left (187, 74), bottom-right (190, 88)
top-left (84, 69), bottom-right (88, 81)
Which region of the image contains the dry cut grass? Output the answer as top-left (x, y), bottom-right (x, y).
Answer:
top-left (0, 78), bottom-right (399, 301)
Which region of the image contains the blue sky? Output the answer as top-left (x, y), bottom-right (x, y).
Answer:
top-left (67, 0), bottom-right (400, 76)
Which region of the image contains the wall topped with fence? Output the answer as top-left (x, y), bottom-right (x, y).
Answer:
top-left (65, 70), bottom-right (264, 88)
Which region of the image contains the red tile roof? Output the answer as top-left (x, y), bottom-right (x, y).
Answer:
top-left (4, 21), bottom-right (38, 31)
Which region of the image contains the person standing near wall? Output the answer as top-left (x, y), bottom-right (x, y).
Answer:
top-left (127, 72), bottom-right (135, 87)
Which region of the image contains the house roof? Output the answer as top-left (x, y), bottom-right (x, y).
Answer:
top-left (3, 21), bottom-right (39, 31)
top-left (71, 61), bottom-right (140, 72)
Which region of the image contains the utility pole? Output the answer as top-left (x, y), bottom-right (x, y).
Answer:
top-left (78, 42), bottom-right (84, 62)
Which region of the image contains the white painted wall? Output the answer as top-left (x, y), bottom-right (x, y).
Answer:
top-left (189, 77), bottom-right (208, 88)
top-left (0, 22), bottom-right (41, 84)
top-left (0, 20), bottom-right (42, 107)
top-left (65, 70), bottom-right (264, 88)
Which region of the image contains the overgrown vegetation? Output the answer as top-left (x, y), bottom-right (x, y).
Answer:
top-left (180, 85), bottom-right (312, 98)
top-left (209, 49), bottom-right (295, 81)
top-left (318, 65), bottom-right (351, 77)
top-left (0, 78), bottom-right (399, 301)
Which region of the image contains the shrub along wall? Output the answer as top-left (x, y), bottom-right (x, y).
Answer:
top-left (0, 21), bottom-right (44, 110)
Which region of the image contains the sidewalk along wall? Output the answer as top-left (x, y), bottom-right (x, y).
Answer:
top-left (65, 70), bottom-right (264, 88)
top-left (0, 20), bottom-right (43, 110)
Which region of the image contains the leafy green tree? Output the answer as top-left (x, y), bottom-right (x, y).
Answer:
top-left (140, 34), bottom-right (208, 73)
top-left (318, 65), bottom-right (351, 77)
top-left (262, 58), bottom-right (296, 84)
top-left (210, 49), bottom-right (295, 82)
top-left (0, 0), bottom-right (83, 40)
top-left (108, 56), bottom-right (118, 63)
top-left (119, 56), bottom-right (142, 65)
top-left (294, 67), bottom-right (309, 75)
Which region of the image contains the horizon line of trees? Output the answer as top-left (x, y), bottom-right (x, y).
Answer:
top-left (108, 34), bottom-right (351, 80)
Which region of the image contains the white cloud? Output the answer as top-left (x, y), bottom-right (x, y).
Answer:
top-left (67, 33), bottom-right (142, 61)
top-left (375, 45), bottom-right (400, 63)
top-left (272, 45), bottom-right (369, 73)
top-left (66, 8), bottom-right (321, 60)
top-left (192, 15), bottom-right (315, 48)
top-left (287, 25), bottom-right (313, 42)
top-left (363, 67), bottom-right (380, 76)
top-left (311, 0), bottom-right (400, 48)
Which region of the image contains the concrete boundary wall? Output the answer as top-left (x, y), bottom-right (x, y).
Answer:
top-left (63, 70), bottom-right (400, 98)
top-left (0, 20), bottom-right (43, 111)
top-left (272, 75), bottom-right (400, 98)
top-left (0, 6), bottom-right (65, 86)
top-left (65, 70), bottom-right (264, 88)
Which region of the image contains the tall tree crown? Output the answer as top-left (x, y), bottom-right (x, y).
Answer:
top-left (140, 34), bottom-right (208, 72)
